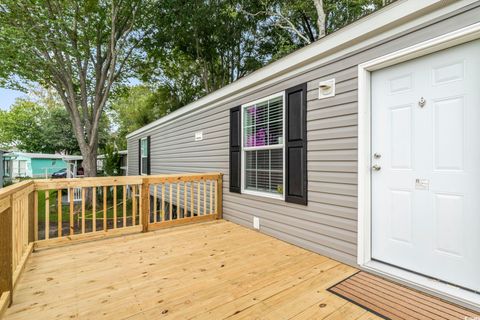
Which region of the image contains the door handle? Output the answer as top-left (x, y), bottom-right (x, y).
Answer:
top-left (372, 165), bottom-right (381, 171)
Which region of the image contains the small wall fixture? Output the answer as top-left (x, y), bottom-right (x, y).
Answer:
top-left (195, 131), bottom-right (203, 141)
top-left (318, 78), bottom-right (336, 99)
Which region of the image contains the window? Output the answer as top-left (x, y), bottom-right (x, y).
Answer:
top-left (242, 93), bottom-right (284, 198)
top-left (3, 160), bottom-right (10, 176)
top-left (140, 137), bottom-right (148, 175)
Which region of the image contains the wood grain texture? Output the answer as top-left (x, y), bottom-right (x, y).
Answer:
top-left (329, 272), bottom-right (480, 320)
top-left (3, 220), bottom-right (374, 320)
top-left (0, 203), bottom-right (12, 307)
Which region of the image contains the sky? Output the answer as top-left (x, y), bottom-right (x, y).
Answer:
top-left (0, 88), bottom-right (27, 111)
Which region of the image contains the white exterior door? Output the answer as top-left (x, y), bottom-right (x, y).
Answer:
top-left (371, 40), bottom-right (480, 292)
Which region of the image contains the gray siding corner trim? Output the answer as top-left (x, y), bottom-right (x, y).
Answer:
top-left (127, 4), bottom-right (480, 266)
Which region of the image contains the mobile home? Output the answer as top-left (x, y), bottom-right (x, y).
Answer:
top-left (3, 152), bottom-right (68, 179)
top-left (127, 0), bottom-right (480, 309)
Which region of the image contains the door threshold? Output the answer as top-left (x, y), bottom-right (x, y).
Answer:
top-left (361, 260), bottom-right (480, 312)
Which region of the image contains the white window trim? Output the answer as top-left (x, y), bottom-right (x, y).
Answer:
top-left (357, 22), bottom-right (480, 309)
top-left (140, 137), bottom-right (148, 176)
top-left (241, 91), bottom-right (285, 200)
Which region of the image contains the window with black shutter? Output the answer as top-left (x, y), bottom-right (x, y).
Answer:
top-left (241, 93), bottom-right (284, 198)
top-left (229, 106), bottom-right (241, 193)
top-left (285, 83), bottom-right (307, 205)
top-left (228, 85), bottom-right (307, 205)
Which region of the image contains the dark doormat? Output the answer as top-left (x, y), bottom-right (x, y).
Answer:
top-left (328, 271), bottom-right (480, 320)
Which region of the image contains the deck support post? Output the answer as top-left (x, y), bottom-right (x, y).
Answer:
top-left (216, 174), bottom-right (223, 220)
top-left (0, 196), bottom-right (13, 307)
top-left (141, 180), bottom-right (150, 232)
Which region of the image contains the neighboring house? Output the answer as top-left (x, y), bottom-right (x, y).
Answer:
top-left (126, 0), bottom-right (480, 309)
top-left (97, 150), bottom-right (128, 176)
top-left (3, 152), bottom-right (68, 179)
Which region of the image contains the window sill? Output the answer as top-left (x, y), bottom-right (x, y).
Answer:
top-left (241, 189), bottom-right (284, 201)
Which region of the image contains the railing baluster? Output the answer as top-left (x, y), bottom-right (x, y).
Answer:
top-left (197, 181), bottom-right (201, 216)
top-left (203, 180), bottom-right (207, 216)
top-left (81, 188), bottom-right (86, 234)
top-left (69, 188), bottom-right (74, 235)
top-left (214, 179), bottom-right (218, 215)
top-left (123, 185), bottom-right (127, 227)
top-left (57, 190), bottom-right (62, 237)
top-left (141, 181), bottom-right (149, 233)
top-left (161, 184), bottom-right (165, 222)
top-left (132, 185), bottom-right (137, 226)
top-left (139, 184), bottom-right (143, 227)
top-left (153, 184), bottom-right (157, 223)
top-left (45, 191), bottom-right (49, 240)
top-left (210, 180), bottom-right (213, 215)
top-left (184, 182), bottom-right (187, 218)
top-left (34, 191), bottom-right (38, 241)
top-left (216, 176), bottom-right (223, 219)
top-left (169, 183), bottom-right (173, 220)
top-left (92, 187), bottom-right (96, 232)
top-left (176, 183), bottom-right (180, 219)
top-left (103, 186), bottom-right (107, 231)
top-left (190, 182), bottom-right (194, 217)
top-left (113, 186), bottom-right (117, 229)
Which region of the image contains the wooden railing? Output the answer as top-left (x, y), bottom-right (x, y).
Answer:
top-left (33, 176), bottom-right (144, 246)
top-left (143, 173), bottom-right (223, 231)
top-left (0, 181), bottom-right (35, 314)
top-left (0, 173), bottom-right (223, 314)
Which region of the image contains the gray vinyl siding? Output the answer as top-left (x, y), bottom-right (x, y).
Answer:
top-left (127, 3), bottom-right (480, 266)
top-left (127, 139), bottom-right (139, 176)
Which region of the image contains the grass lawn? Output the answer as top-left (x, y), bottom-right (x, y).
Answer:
top-left (37, 189), bottom-right (135, 224)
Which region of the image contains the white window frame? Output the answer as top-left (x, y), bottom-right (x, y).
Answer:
top-left (357, 22), bottom-right (480, 308)
top-left (140, 137), bottom-right (148, 176)
top-left (240, 91), bottom-right (285, 200)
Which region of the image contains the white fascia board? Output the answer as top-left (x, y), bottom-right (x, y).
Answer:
top-left (127, 0), bottom-right (473, 139)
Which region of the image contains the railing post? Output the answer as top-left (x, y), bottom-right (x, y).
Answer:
top-left (28, 191), bottom-right (35, 244)
top-left (0, 196), bottom-right (13, 306)
top-left (141, 179), bottom-right (150, 233)
top-left (216, 174), bottom-right (223, 220)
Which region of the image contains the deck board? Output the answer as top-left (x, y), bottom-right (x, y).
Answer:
top-left (3, 221), bottom-right (378, 319)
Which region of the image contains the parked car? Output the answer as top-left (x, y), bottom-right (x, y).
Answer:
top-left (51, 168), bottom-right (67, 179)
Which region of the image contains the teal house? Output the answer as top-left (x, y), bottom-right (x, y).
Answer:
top-left (3, 152), bottom-right (69, 179)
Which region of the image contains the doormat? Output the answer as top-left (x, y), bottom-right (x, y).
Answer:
top-left (328, 271), bottom-right (480, 320)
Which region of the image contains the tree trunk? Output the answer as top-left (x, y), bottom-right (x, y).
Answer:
top-left (81, 148), bottom-right (98, 178)
top-left (313, 0), bottom-right (326, 39)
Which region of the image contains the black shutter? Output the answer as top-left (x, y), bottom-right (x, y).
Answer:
top-left (229, 106), bottom-right (241, 193)
top-left (138, 139), bottom-right (141, 175)
top-left (285, 83), bottom-right (308, 205)
top-left (146, 136), bottom-right (151, 175)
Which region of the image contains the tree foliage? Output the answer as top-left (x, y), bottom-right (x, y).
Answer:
top-left (0, 0), bottom-right (393, 154)
top-left (102, 143), bottom-right (121, 176)
top-left (0, 0), bottom-right (153, 176)
top-left (113, 0), bottom-right (391, 145)
top-left (140, 0), bottom-right (266, 97)
top-left (0, 94), bottom-right (110, 154)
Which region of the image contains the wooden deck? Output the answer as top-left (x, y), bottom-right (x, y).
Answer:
top-left (3, 220), bottom-right (381, 320)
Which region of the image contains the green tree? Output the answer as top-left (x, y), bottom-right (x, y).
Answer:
top-left (140, 0), bottom-right (265, 99)
top-left (0, 100), bottom-right (47, 152)
top-left (138, 0), bottom-right (391, 118)
top-left (0, 0), bottom-right (152, 176)
top-left (244, 0), bottom-right (388, 60)
top-left (111, 85), bottom-right (187, 148)
top-left (102, 143), bottom-right (121, 176)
